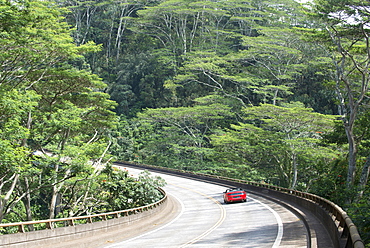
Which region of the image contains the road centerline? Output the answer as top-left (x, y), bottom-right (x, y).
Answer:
top-left (175, 184), bottom-right (227, 248)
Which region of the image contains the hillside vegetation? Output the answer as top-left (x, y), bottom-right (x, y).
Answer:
top-left (0, 0), bottom-right (369, 244)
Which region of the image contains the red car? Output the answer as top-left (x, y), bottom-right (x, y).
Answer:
top-left (223, 188), bottom-right (247, 203)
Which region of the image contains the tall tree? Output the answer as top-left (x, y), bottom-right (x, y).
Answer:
top-left (136, 95), bottom-right (234, 169)
top-left (240, 28), bottom-right (304, 105)
top-left (161, 0), bottom-right (313, 107)
top-left (211, 103), bottom-right (338, 188)
top-left (0, 0), bottom-right (117, 223)
top-left (308, 0), bottom-right (370, 201)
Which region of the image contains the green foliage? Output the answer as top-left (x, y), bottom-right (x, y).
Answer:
top-left (0, 0), bottom-right (127, 226)
top-left (52, 0), bottom-right (369, 242)
top-left (133, 96), bottom-right (235, 169)
top-left (211, 103), bottom-right (339, 188)
top-left (347, 186), bottom-right (370, 247)
top-left (99, 166), bottom-right (166, 211)
top-left (307, 157), bottom-right (348, 203)
top-left (1, 0), bottom-right (369, 242)
top-left (107, 52), bottom-right (174, 116)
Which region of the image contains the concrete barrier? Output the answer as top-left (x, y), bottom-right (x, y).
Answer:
top-left (0, 188), bottom-right (167, 248)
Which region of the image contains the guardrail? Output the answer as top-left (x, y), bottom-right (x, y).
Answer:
top-left (0, 160), bottom-right (364, 248)
top-left (115, 161), bottom-right (365, 248)
top-left (0, 187), bottom-right (166, 232)
top-left (0, 187), bottom-right (167, 247)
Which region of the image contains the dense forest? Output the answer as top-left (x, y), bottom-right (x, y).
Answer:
top-left (0, 0), bottom-right (369, 244)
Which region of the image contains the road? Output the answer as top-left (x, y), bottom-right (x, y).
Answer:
top-left (104, 166), bottom-right (307, 248)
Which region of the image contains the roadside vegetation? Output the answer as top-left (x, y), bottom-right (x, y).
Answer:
top-left (0, 0), bottom-right (369, 244)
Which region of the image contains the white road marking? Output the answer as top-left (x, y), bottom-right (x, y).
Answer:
top-left (104, 192), bottom-right (185, 247)
top-left (178, 186), bottom-right (227, 247)
top-left (249, 196), bottom-right (283, 247)
top-left (113, 166), bottom-right (284, 247)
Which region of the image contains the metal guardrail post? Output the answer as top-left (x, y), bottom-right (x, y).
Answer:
top-left (87, 216), bottom-right (93, 223)
top-left (18, 225), bottom-right (25, 233)
top-left (46, 221), bottom-right (53, 229)
top-left (68, 219), bottom-right (74, 226)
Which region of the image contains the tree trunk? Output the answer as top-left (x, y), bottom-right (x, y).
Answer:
top-left (291, 152), bottom-right (298, 189)
top-left (358, 155), bottom-right (370, 199)
top-left (49, 185), bottom-right (58, 220)
top-left (21, 178), bottom-right (34, 231)
top-left (345, 125), bottom-right (357, 188)
top-left (0, 174), bottom-right (19, 222)
top-left (49, 167), bottom-right (58, 220)
top-left (49, 162), bottom-right (60, 220)
top-left (49, 163), bottom-right (71, 220)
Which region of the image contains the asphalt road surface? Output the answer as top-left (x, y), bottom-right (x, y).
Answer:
top-left (103, 166), bottom-right (307, 248)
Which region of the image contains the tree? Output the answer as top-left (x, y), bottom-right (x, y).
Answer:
top-left (136, 95), bottom-right (234, 169)
top-left (161, 0), bottom-right (315, 107)
top-left (308, 0), bottom-right (370, 201)
top-left (211, 103), bottom-right (338, 188)
top-left (0, 88), bottom-right (40, 223)
top-left (134, 0), bottom-right (233, 59)
top-left (0, 0), bottom-right (117, 224)
top-left (240, 28), bottom-right (304, 105)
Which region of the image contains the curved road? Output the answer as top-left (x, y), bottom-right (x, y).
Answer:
top-left (104, 166), bottom-right (307, 248)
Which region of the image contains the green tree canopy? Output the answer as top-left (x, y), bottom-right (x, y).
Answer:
top-left (0, 0), bottom-right (119, 224)
top-left (211, 103), bottom-right (338, 188)
top-left (303, 0), bottom-right (370, 203)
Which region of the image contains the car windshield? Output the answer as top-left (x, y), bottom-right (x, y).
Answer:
top-left (228, 192), bottom-right (244, 195)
